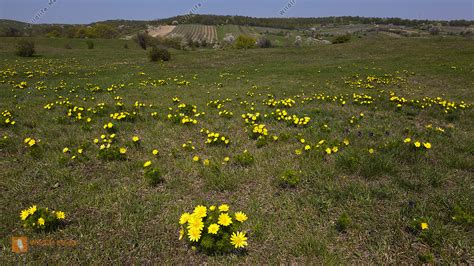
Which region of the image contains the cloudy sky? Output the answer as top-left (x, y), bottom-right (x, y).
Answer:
top-left (0, 0), bottom-right (472, 24)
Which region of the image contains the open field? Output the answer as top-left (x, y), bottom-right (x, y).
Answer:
top-left (0, 35), bottom-right (473, 263)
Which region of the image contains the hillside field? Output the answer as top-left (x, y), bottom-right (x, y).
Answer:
top-left (0, 35), bottom-right (473, 263)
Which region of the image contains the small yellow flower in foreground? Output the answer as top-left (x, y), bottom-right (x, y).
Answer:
top-left (421, 222), bottom-right (428, 230)
top-left (404, 138), bottom-right (411, 143)
top-left (223, 157), bottom-right (230, 162)
top-left (179, 228), bottom-right (184, 240)
top-left (300, 138), bottom-right (305, 143)
top-left (218, 213), bottom-right (232, 226)
top-left (423, 142), bottom-right (431, 149)
top-left (38, 218), bottom-right (45, 226)
top-left (28, 205), bottom-right (37, 215)
top-left (78, 148), bottom-right (83, 154)
top-left (20, 210), bottom-right (29, 220)
top-left (188, 228), bottom-right (201, 242)
top-left (295, 149), bottom-right (302, 155)
top-left (143, 161), bottom-right (152, 168)
top-left (369, 148), bottom-right (375, 154)
top-left (304, 145), bottom-right (311, 151)
top-left (119, 147), bottom-right (127, 154)
top-left (209, 205), bottom-right (216, 211)
top-left (230, 231), bottom-right (248, 248)
top-left (27, 139), bottom-right (36, 147)
top-left (193, 156), bottom-right (200, 162)
top-left (63, 147), bottom-right (69, 153)
top-left (188, 215), bottom-right (204, 230)
top-left (203, 159), bottom-right (210, 166)
top-left (55, 211), bottom-right (66, 219)
top-left (219, 204), bottom-right (229, 212)
top-left (132, 136), bottom-right (140, 142)
top-left (414, 141), bottom-right (421, 148)
top-left (208, 223), bottom-right (220, 234)
top-left (179, 212), bottom-right (191, 224)
top-left (325, 148), bottom-right (332, 154)
top-left (235, 212), bottom-right (248, 222)
top-left (193, 205), bottom-right (207, 218)
top-left (152, 149), bottom-right (159, 155)
top-left (343, 139), bottom-right (350, 146)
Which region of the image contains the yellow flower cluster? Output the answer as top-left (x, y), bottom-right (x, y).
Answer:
top-left (24, 137), bottom-right (38, 147)
top-left (264, 97), bottom-right (296, 108)
top-left (201, 129), bottom-right (230, 146)
top-left (20, 205), bottom-right (66, 231)
top-left (241, 112), bottom-right (261, 124)
top-left (179, 204), bottom-right (248, 252)
top-left (404, 138), bottom-right (432, 149)
top-left (1, 110), bottom-right (16, 126)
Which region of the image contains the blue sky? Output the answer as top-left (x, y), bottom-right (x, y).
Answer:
top-left (0, 0), bottom-right (472, 24)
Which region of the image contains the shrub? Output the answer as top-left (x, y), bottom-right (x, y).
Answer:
top-left (179, 204), bottom-right (249, 254)
top-left (335, 213), bottom-right (352, 232)
top-left (144, 168), bottom-right (164, 186)
top-left (86, 40), bottom-right (94, 49)
top-left (20, 205), bottom-right (66, 231)
top-left (136, 32), bottom-right (148, 50)
top-left (332, 34), bottom-right (351, 44)
top-left (256, 37), bottom-right (272, 48)
top-left (15, 39), bottom-right (35, 57)
top-left (278, 169), bottom-right (300, 188)
top-left (148, 46), bottom-right (171, 62)
top-left (235, 35), bottom-right (256, 49)
top-left (234, 150), bottom-right (254, 166)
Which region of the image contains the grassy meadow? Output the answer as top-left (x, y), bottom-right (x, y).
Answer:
top-left (0, 34), bottom-right (473, 263)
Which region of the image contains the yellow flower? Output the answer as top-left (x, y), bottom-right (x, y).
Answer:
top-left (38, 217), bottom-right (45, 226)
top-left (218, 213), bottom-right (232, 226)
top-left (193, 205), bottom-right (207, 218)
top-left (209, 205), bottom-right (216, 211)
top-left (404, 138), bottom-right (411, 143)
top-left (55, 211), bottom-right (65, 219)
top-left (414, 141), bottom-right (421, 148)
top-left (304, 145), bottom-right (311, 151)
top-left (119, 147), bottom-right (127, 154)
top-left (423, 142), bottom-right (431, 149)
top-left (343, 139), bottom-right (350, 146)
top-left (179, 228), bottom-right (184, 240)
top-left (132, 136), bottom-right (140, 142)
top-left (208, 223), bottom-right (220, 234)
top-left (143, 161), bottom-right (152, 168)
top-left (193, 156), bottom-right (200, 162)
top-left (421, 222), bottom-right (428, 230)
top-left (325, 148), bottom-right (332, 154)
top-left (20, 210), bottom-right (29, 220)
top-left (230, 231), bottom-right (248, 248)
top-left (235, 211), bottom-right (248, 222)
top-left (28, 205), bottom-right (37, 215)
top-left (223, 157), bottom-right (230, 162)
top-left (219, 204), bottom-right (229, 212)
top-left (63, 147), bottom-right (69, 153)
top-left (203, 159), bottom-right (210, 166)
top-left (187, 215), bottom-right (204, 231)
top-left (152, 149), bottom-right (159, 155)
top-left (27, 139), bottom-right (36, 147)
top-left (295, 149), bottom-right (302, 155)
top-left (188, 227), bottom-right (201, 242)
top-left (78, 148), bottom-right (83, 154)
top-left (179, 212), bottom-right (191, 224)
top-left (368, 148), bottom-right (374, 154)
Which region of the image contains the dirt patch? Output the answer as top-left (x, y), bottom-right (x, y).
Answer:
top-left (148, 25), bottom-right (176, 38)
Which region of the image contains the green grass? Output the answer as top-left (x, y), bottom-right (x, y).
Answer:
top-left (0, 35), bottom-right (473, 263)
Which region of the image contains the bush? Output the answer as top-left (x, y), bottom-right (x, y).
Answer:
top-left (179, 204), bottom-right (249, 254)
top-left (235, 35), bottom-right (256, 49)
top-left (234, 150), bottom-right (254, 166)
top-left (15, 39), bottom-right (35, 57)
top-left (136, 32), bottom-right (148, 50)
top-left (148, 46), bottom-right (171, 62)
top-left (86, 40), bottom-right (94, 49)
top-left (256, 37), bottom-right (272, 48)
top-left (335, 213), bottom-right (352, 232)
top-left (20, 205), bottom-right (66, 231)
top-left (278, 169), bottom-right (300, 188)
top-left (332, 34), bottom-right (351, 44)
